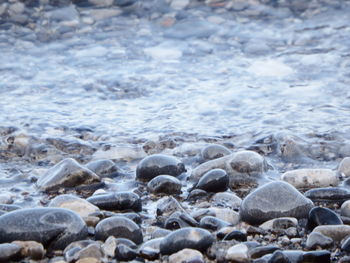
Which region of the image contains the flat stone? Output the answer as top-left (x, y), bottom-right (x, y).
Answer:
top-left (0, 208), bottom-right (88, 250)
top-left (95, 216), bottom-right (143, 244)
top-left (64, 241), bottom-right (104, 262)
top-left (313, 225), bottom-right (350, 242)
top-left (195, 169), bottom-right (229, 192)
top-left (201, 144), bottom-right (231, 161)
top-left (223, 230), bottom-right (247, 242)
top-left (136, 154), bottom-right (185, 182)
top-left (339, 157), bottom-right (350, 177)
top-left (168, 248), bottom-right (204, 263)
top-left (49, 194), bottom-right (100, 218)
top-left (225, 243), bottom-right (249, 263)
top-left (307, 206), bottom-right (342, 230)
top-left (147, 175), bottom-right (182, 195)
top-left (37, 158), bottom-right (100, 192)
top-left (302, 250), bottom-right (330, 263)
top-left (87, 192), bottom-right (141, 212)
top-left (259, 217), bottom-right (298, 231)
top-left (281, 169), bottom-right (338, 189)
top-left (304, 187), bottom-right (350, 204)
top-left (199, 216), bottom-right (231, 231)
top-left (85, 159), bottom-right (117, 177)
top-left (160, 227), bottom-right (214, 255)
top-left (191, 207), bottom-right (240, 225)
top-left (306, 232), bottom-right (333, 250)
top-left (240, 181), bottom-right (314, 225)
top-left (249, 245), bottom-right (280, 259)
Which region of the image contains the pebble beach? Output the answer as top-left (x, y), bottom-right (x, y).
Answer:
top-left (1, 0), bottom-right (350, 262)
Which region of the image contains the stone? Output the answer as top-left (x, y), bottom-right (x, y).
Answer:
top-left (156, 196), bottom-right (185, 216)
top-left (341, 200), bottom-right (350, 217)
top-left (90, 9), bottom-right (122, 21)
top-left (165, 211), bottom-right (197, 230)
top-left (195, 169), bottom-right (229, 192)
top-left (304, 187), bottom-right (350, 204)
top-left (37, 158), bottom-right (100, 192)
top-left (211, 192), bottom-right (242, 210)
top-left (249, 246), bottom-right (280, 259)
top-left (302, 250), bottom-right (330, 263)
top-left (164, 19), bottom-right (217, 39)
top-left (225, 243), bottom-right (249, 263)
top-left (313, 225), bottom-right (350, 242)
top-left (12, 241), bottom-right (45, 260)
top-left (268, 250), bottom-right (291, 263)
top-left (47, 6), bottom-right (79, 22)
top-left (136, 154), bottom-right (185, 181)
top-left (0, 208), bottom-right (87, 250)
top-left (95, 216), bottom-right (143, 244)
top-left (240, 181), bottom-right (314, 225)
top-left (341, 236), bottom-right (350, 252)
top-left (115, 244), bottom-right (137, 261)
top-left (159, 227), bottom-right (214, 255)
top-left (223, 230), bottom-right (247, 242)
top-left (151, 228), bottom-right (171, 239)
top-left (259, 217), bottom-right (298, 231)
top-left (281, 169), bottom-right (338, 189)
top-left (147, 175), bottom-right (182, 195)
top-left (101, 237), bottom-right (136, 258)
top-left (64, 241), bottom-right (104, 262)
top-left (187, 189), bottom-right (208, 202)
top-left (306, 232), bottom-right (333, 249)
top-left (191, 207), bottom-right (240, 225)
top-left (307, 206), bottom-right (342, 230)
top-left (49, 194), bottom-right (100, 218)
top-left (201, 144), bottom-right (231, 161)
top-left (339, 157), bottom-right (350, 177)
top-left (190, 154), bottom-right (233, 181)
top-left (139, 238), bottom-right (163, 260)
top-left (168, 248), bottom-right (204, 263)
top-left (199, 216), bottom-right (231, 231)
top-left (85, 159), bottom-right (117, 177)
top-left (0, 243), bottom-right (22, 262)
top-left (87, 192), bottom-right (141, 212)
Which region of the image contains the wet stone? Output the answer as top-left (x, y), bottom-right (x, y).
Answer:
top-left (156, 196), bottom-right (185, 216)
top-left (87, 191), bottom-right (141, 212)
top-left (306, 232), bottom-right (333, 250)
top-left (201, 144), bottom-right (231, 161)
top-left (163, 19), bottom-right (218, 39)
top-left (136, 154), bottom-right (185, 182)
top-left (268, 250), bottom-right (291, 263)
top-left (302, 250), bottom-right (331, 263)
top-left (187, 189), bottom-right (208, 202)
top-left (12, 241), bottom-right (45, 260)
top-left (341, 200), bottom-right (350, 217)
top-left (195, 168), bottom-right (229, 192)
top-left (259, 217), bottom-right (298, 231)
top-left (307, 206), bottom-right (342, 230)
top-left (165, 211), bottom-right (197, 230)
top-left (168, 248), bottom-right (204, 263)
top-left (159, 227), bottom-right (214, 255)
top-left (147, 175), bottom-right (182, 195)
top-left (281, 169), bottom-right (338, 189)
top-left (0, 208), bottom-right (88, 250)
top-left (341, 236), bottom-right (350, 252)
top-left (211, 192), bottom-right (242, 210)
top-left (225, 243), bottom-right (249, 263)
top-left (223, 230), bottom-right (247, 242)
top-left (199, 216), bottom-right (231, 231)
top-left (249, 245), bottom-right (280, 259)
top-left (304, 187), bottom-right (350, 204)
top-left (49, 194), bottom-right (100, 218)
top-left (0, 243), bottom-right (22, 262)
top-left (95, 216), bottom-right (143, 244)
top-left (85, 159), bottom-right (118, 177)
top-left (139, 238), bottom-right (163, 260)
top-left (115, 244), bottom-right (137, 261)
top-left (313, 225), bottom-right (350, 242)
top-left (192, 207), bottom-right (240, 225)
top-left (339, 157), bottom-right (350, 178)
top-left (240, 181), bottom-right (314, 225)
top-left (36, 158), bottom-right (101, 192)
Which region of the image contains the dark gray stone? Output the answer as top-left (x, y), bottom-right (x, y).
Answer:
top-left (307, 206), bottom-right (342, 230)
top-left (240, 181), bottom-right (314, 225)
top-left (199, 216), bottom-right (230, 231)
top-left (302, 250), bottom-right (330, 263)
top-left (147, 175), bottom-right (182, 195)
top-left (223, 230), bottom-right (247, 242)
top-left (0, 243), bottom-right (22, 262)
top-left (306, 232), bottom-right (333, 250)
top-left (0, 208), bottom-right (88, 250)
top-left (86, 159), bottom-right (118, 177)
top-left (87, 192), bottom-right (141, 212)
top-left (95, 216), bottom-right (143, 244)
top-left (195, 169), bottom-right (229, 192)
top-left (37, 158), bottom-right (100, 192)
top-left (342, 236), bottom-right (350, 252)
top-left (160, 227), bottom-right (214, 255)
top-left (115, 244), bottom-right (137, 261)
top-left (249, 246), bottom-right (280, 259)
top-left (136, 154), bottom-right (185, 181)
top-left (304, 187), bottom-right (350, 204)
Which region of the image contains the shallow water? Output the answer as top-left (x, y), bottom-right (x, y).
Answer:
top-left (1, 0), bottom-right (350, 205)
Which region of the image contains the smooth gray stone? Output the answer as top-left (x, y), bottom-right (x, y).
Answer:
top-left (147, 175), bottom-right (182, 195)
top-left (87, 192), bottom-right (141, 212)
top-left (240, 181), bottom-right (314, 225)
top-left (0, 208), bottom-right (88, 250)
top-left (0, 243), bottom-right (22, 262)
top-left (201, 144), bottom-right (231, 161)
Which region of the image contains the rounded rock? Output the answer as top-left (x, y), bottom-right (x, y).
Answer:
top-left (211, 192), bottom-right (242, 210)
top-left (160, 227), bottom-right (214, 255)
top-left (195, 169), bottom-right (229, 192)
top-left (12, 241), bottom-right (45, 260)
top-left (339, 157), bottom-right (350, 178)
top-left (168, 248), bottom-right (204, 263)
top-left (0, 243), bottom-right (22, 262)
top-left (306, 232), bottom-right (333, 250)
top-left (201, 144), bottom-right (231, 161)
top-left (87, 192), bottom-right (141, 212)
top-left (0, 208), bottom-right (88, 250)
top-left (199, 216), bottom-right (231, 231)
top-left (307, 206), bottom-right (342, 230)
top-left (95, 216), bottom-right (143, 244)
top-left (136, 154), bottom-right (186, 182)
top-left (226, 150), bottom-right (265, 176)
top-left (304, 187), bottom-right (350, 204)
top-left (147, 175), bottom-right (182, 195)
top-left (341, 200), bottom-right (350, 218)
top-left (240, 181), bottom-right (314, 225)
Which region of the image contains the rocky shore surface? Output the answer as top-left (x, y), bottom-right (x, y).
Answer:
top-left (1, 0), bottom-right (350, 262)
